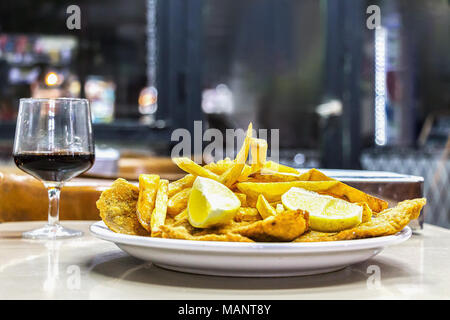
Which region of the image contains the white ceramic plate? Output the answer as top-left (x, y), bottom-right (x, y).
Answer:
top-left (90, 221), bottom-right (411, 277)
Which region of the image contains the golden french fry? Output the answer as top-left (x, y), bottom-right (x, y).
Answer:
top-left (220, 123), bottom-right (253, 187)
top-left (168, 174), bottom-right (195, 198)
top-left (137, 174), bottom-right (160, 231)
top-left (236, 181), bottom-right (339, 203)
top-left (172, 157), bottom-right (219, 181)
top-left (263, 161), bottom-right (299, 174)
top-left (237, 164), bottom-right (253, 182)
top-left (234, 207), bottom-right (262, 222)
top-left (204, 158), bottom-right (234, 175)
top-left (297, 168), bottom-right (329, 181)
top-left (276, 203), bottom-right (284, 214)
top-left (151, 179), bottom-right (169, 237)
top-left (255, 167), bottom-right (335, 182)
top-left (254, 169), bottom-right (302, 182)
top-left (236, 123), bottom-right (253, 161)
top-left (298, 168), bottom-right (388, 212)
top-left (256, 194), bottom-right (277, 219)
top-left (236, 136), bottom-right (265, 182)
top-left (167, 187), bottom-right (191, 216)
top-left (237, 138), bottom-right (267, 182)
top-left (245, 196), bottom-right (258, 208)
top-left (251, 138), bottom-right (267, 164)
top-left (358, 202), bottom-right (373, 223)
top-left (234, 192), bottom-right (247, 207)
top-left (248, 137), bottom-right (268, 175)
top-left (174, 209), bottom-right (188, 222)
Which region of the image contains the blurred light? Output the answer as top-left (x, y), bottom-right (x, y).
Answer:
top-left (8, 68), bottom-right (21, 83)
top-left (374, 27), bottom-right (387, 146)
top-left (155, 119), bottom-right (166, 128)
top-left (138, 86), bottom-right (158, 115)
top-left (45, 72), bottom-right (59, 86)
top-left (139, 87), bottom-right (157, 106)
top-left (294, 153), bottom-right (305, 166)
top-left (316, 99), bottom-right (342, 118)
top-left (85, 78), bottom-right (103, 98)
top-left (68, 80), bottom-right (81, 97)
top-left (201, 84), bottom-right (234, 114)
top-left (85, 76), bottom-right (115, 123)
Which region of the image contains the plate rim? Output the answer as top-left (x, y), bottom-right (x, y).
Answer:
top-left (90, 221), bottom-right (411, 253)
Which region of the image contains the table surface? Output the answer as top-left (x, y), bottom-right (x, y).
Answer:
top-left (0, 221), bottom-right (449, 300)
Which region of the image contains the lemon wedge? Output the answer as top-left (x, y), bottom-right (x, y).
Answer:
top-left (188, 177), bottom-right (241, 228)
top-left (281, 187), bottom-right (362, 232)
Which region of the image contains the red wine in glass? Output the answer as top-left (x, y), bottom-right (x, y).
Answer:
top-left (14, 151), bottom-right (94, 182)
top-left (13, 98), bottom-right (95, 239)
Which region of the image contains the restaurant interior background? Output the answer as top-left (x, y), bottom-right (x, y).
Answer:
top-left (0, 0), bottom-right (448, 227)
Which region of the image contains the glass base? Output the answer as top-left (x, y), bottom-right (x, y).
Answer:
top-left (22, 223), bottom-right (83, 240)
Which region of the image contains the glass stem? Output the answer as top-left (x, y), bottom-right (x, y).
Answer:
top-left (46, 185), bottom-right (61, 226)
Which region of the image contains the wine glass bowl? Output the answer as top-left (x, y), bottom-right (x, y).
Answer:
top-left (13, 98), bottom-right (95, 239)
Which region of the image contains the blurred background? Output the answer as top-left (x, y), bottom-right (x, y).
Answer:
top-left (0, 0), bottom-right (448, 226)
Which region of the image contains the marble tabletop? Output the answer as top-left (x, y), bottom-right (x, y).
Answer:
top-left (0, 221), bottom-right (449, 299)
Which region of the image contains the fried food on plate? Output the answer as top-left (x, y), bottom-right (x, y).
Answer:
top-left (187, 176), bottom-right (241, 228)
top-left (136, 174), bottom-right (160, 231)
top-left (219, 123), bottom-right (252, 187)
top-left (275, 203), bottom-right (284, 214)
top-left (251, 168), bottom-right (387, 213)
top-left (263, 160), bottom-right (300, 174)
top-left (160, 221), bottom-right (254, 242)
top-left (204, 158), bottom-right (234, 175)
top-left (252, 170), bottom-right (302, 182)
top-left (236, 180), bottom-right (339, 203)
top-left (234, 207), bottom-right (262, 222)
top-left (168, 174), bottom-right (195, 198)
top-left (96, 122), bottom-right (426, 243)
top-left (160, 209), bottom-right (308, 242)
top-left (160, 226), bottom-right (254, 242)
top-left (298, 168), bottom-right (388, 212)
top-left (295, 198), bottom-right (426, 242)
top-left (232, 209), bottom-right (309, 242)
top-left (256, 194), bottom-right (277, 219)
top-left (236, 178), bottom-right (387, 213)
top-left (167, 187), bottom-right (191, 216)
top-left (172, 157), bottom-right (220, 181)
top-left (234, 192), bottom-right (247, 206)
top-left (96, 178), bottom-right (148, 236)
top-left (150, 179), bottom-right (169, 237)
top-left (281, 187), bottom-right (364, 232)
top-left (250, 138), bottom-right (267, 167)
top-left (359, 202), bottom-right (373, 223)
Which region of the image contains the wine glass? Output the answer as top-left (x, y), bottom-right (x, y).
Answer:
top-left (13, 98), bottom-right (95, 239)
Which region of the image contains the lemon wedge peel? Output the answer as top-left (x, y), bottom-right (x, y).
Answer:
top-left (281, 187), bottom-right (363, 232)
top-left (256, 194), bottom-right (277, 219)
top-left (188, 177), bottom-right (241, 228)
